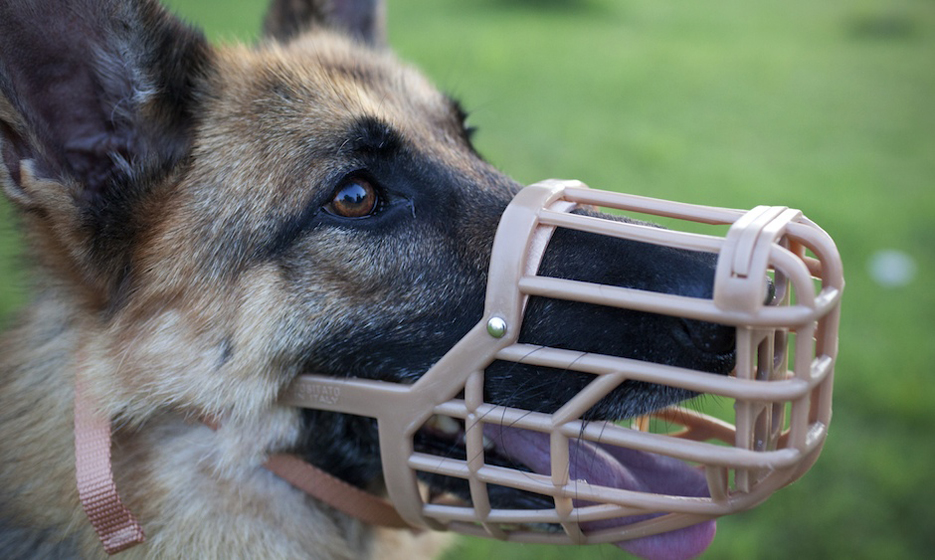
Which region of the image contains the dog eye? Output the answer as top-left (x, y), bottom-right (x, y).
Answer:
top-left (327, 176), bottom-right (379, 218)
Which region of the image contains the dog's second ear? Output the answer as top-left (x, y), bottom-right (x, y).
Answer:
top-left (0, 0), bottom-right (211, 297)
top-left (263, 0), bottom-right (386, 46)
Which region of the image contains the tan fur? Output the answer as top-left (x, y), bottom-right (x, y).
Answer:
top-left (0, 2), bottom-right (471, 557)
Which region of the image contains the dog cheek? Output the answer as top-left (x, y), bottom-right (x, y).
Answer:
top-left (100, 265), bottom-right (294, 423)
top-left (212, 406), bottom-right (304, 478)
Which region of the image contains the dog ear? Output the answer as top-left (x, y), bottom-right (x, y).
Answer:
top-left (263, 0), bottom-right (386, 46)
top-left (0, 0), bottom-right (211, 298)
top-left (0, 0), bottom-right (210, 199)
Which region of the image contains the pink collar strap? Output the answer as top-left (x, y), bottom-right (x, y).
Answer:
top-left (73, 371), bottom-right (146, 554)
top-left (264, 453), bottom-right (414, 530)
top-left (73, 386), bottom-right (413, 555)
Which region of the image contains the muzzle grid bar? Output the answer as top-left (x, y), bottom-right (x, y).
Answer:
top-left (280, 179), bottom-right (843, 548)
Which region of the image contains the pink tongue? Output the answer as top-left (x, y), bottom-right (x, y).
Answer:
top-left (484, 424), bottom-right (715, 560)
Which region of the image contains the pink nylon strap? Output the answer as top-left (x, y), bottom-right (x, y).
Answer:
top-left (264, 453), bottom-right (415, 531)
top-left (74, 375), bottom-right (146, 554)
top-left (202, 419), bottom-right (414, 531)
top-left (72, 374), bottom-right (410, 555)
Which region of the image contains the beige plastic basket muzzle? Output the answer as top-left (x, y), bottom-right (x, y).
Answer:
top-left (280, 179), bottom-right (843, 551)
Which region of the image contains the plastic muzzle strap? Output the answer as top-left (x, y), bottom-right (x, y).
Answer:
top-left (279, 179), bottom-right (843, 547)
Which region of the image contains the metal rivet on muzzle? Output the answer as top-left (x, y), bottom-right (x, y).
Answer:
top-left (486, 316), bottom-right (508, 338)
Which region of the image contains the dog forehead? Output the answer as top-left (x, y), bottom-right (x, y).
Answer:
top-left (177, 35), bottom-right (483, 227)
top-left (143, 34), bottom-right (491, 284)
top-left (209, 35), bottom-right (458, 148)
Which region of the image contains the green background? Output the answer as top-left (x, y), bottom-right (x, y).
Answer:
top-left (2, 0), bottom-right (932, 558)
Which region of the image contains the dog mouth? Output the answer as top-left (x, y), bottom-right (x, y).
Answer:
top-left (404, 303), bottom-right (733, 560)
top-left (416, 413), bottom-right (716, 560)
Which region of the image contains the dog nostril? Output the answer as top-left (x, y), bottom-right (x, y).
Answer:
top-left (680, 318), bottom-right (735, 356)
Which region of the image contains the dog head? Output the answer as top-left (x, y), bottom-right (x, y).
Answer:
top-left (0, 0), bottom-right (738, 555)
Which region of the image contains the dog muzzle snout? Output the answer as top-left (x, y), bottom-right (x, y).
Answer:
top-left (680, 317), bottom-right (736, 355)
top-left (280, 180), bottom-right (844, 557)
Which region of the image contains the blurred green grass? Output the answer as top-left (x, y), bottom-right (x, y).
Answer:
top-left (3, 0), bottom-right (933, 558)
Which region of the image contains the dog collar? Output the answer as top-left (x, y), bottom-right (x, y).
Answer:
top-left (74, 360), bottom-right (146, 554)
top-left (73, 389), bottom-right (415, 557)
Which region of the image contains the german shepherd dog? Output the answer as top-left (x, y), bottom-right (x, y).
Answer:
top-left (0, 0), bottom-right (735, 557)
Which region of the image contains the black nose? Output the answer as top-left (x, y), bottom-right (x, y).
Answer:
top-left (680, 318), bottom-right (736, 356)
top-left (677, 275), bottom-right (773, 358)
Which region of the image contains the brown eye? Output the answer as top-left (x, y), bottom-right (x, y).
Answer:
top-left (328, 177), bottom-right (379, 218)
